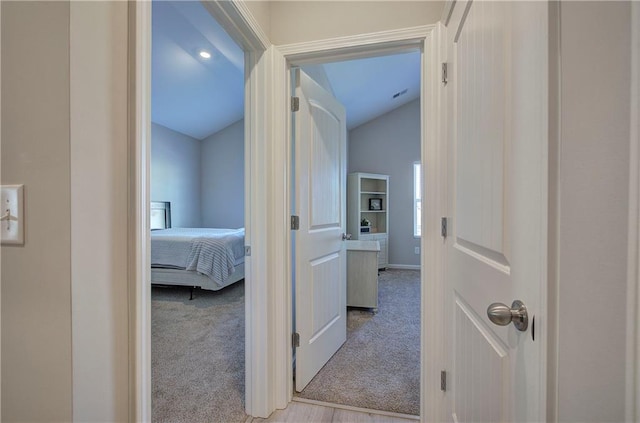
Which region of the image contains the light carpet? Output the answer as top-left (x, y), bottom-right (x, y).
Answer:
top-left (297, 269), bottom-right (421, 416)
top-left (152, 282), bottom-right (246, 423)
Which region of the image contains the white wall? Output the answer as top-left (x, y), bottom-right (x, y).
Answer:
top-left (151, 123), bottom-right (202, 227)
top-left (1, 3), bottom-right (73, 420)
top-left (553, 2), bottom-right (631, 421)
top-left (348, 99), bottom-right (420, 267)
top-left (244, 0), bottom-right (271, 41)
top-left (201, 119), bottom-right (245, 228)
top-left (269, 1), bottom-right (444, 45)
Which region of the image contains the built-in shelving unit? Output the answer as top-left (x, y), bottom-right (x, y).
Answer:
top-left (347, 172), bottom-right (389, 269)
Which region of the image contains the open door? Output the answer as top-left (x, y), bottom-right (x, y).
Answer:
top-left (444, 1), bottom-right (548, 421)
top-left (293, 69), bottom-right (348, 391)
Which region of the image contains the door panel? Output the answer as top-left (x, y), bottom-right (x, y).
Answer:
top-left (455, 0), bottom-right (508, 265)
top-left (309, 102), bottom-right (342, 229)
top-left (454, 297), bottom-right (508, 423)
top-left (445, 1), bottom-right (547, 421)
top-left (310, 253), bottom-right (341, 339)
top-left (294, 69), bottom-right (347, 392)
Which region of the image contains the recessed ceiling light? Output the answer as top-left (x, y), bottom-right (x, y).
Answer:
top-left (199, 50), bottom-right (211, 59)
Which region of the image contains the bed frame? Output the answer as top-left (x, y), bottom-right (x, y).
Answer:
top-left (150, 201), bottom-right (245, 298)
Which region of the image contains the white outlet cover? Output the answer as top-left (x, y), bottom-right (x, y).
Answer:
top-left (1, 184), bottom-right (24, 245)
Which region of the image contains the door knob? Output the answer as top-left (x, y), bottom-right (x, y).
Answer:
top-left (342, 233), bottom-right (352, 240)
top-left (487, 300), bottom-right (528, 331)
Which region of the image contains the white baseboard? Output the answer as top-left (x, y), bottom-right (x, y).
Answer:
top-left (387, 264), bottom-right (421, 270)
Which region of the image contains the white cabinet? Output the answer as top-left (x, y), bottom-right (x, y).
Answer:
top-left (347, 172), bottom-right (389, 269)
top-left (346, 240), bottom-right (380, 310)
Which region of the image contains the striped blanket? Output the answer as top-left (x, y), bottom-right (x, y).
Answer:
top-left (151, 228), bottom-right (245, 283)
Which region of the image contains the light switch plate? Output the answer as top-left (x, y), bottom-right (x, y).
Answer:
top-left (1, 184), bottom-right (24, 245)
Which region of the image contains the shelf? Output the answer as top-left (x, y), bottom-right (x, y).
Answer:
top-left (349, 172), bottom-right (389, 268)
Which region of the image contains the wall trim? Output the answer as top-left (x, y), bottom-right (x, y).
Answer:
top-left (271, 24), bottom-right (445, 421)
top-left (627, 2), bottom-right (640, 421)
top-left (201, 0), bottom-right (268, 52)
top-left (421, 23), bottom-right (447, 422)
top-left (128, 1), bottom-right (271, 420)
top-left (128, 2), bottom-right (152, 420)
top-left (387, 264), bottom-right (421, 270)
top-left (277, 25), bottom-right (436, 65)
top-left (242, 47), bottom-right (274, 417)
top-left (267, 45), bottom-right (292, 411)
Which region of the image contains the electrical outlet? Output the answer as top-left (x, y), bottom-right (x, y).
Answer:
top-left (414, 246), bottom-right (420, 254)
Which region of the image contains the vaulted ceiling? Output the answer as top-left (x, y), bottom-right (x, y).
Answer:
top-left (309, 51), bottom-right (421, 130)
top-left (152, 1), bottom-right (244, 140)
top-left (152, 1), bottom-right (420, 139)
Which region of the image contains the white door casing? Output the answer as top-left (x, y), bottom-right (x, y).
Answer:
top-left (444, 1), bottom-right (548, 421)
top-left (274, 25), bottom-right (442, 419)
top-left (293, 69), bottom-right (348, 391)
top-left (129, 0), bottom-right (272, 419)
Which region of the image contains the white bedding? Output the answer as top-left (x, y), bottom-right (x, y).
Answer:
top-left (151, 228), bottom-right (245, 284)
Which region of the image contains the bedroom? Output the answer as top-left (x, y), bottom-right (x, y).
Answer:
top-left (149, 2), bottom-right (247, 422)
top-left (151, 2), bottom-right (420, 421)
top-left (291, 53), bottom-right (422, 417)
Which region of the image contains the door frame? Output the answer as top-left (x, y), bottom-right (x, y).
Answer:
top-left (127, 1), bottom-right (271, 420)
top-left (269, 24), bottom-right (447, 420)
top-left (627, 2), bottom-right (640, 421)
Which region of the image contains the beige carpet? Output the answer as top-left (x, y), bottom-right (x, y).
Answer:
top-left (152, 282), bottom-right (246, 423)
top-left (152, 270), bottom-right (420, 421)
top-left (297, 269), bottom-right (421, 416)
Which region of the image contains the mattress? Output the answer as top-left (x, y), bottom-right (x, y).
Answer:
top-left (151, 227), bottom-right (245, 285)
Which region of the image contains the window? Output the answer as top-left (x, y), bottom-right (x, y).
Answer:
top-left (414, 162), bottom-right (422, 237)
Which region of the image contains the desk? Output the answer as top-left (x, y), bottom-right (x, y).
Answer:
top-left (346, 240), bottom-right (380, 311)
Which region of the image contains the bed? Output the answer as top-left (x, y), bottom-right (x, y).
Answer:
top-left (150, 201), bottom-right (245, 292)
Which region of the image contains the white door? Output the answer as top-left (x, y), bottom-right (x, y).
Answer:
top-left (444, 1), bottom-right (548, 421)
top-left (293, 69), bottom-right (348, 391)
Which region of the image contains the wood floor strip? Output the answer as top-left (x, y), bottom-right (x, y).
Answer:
top-left (247, 399), bottom-right (420, 422)
top-left (293, 397), bottom-right (419, 421)
top-left (251, 401), bottom-right (335, 422)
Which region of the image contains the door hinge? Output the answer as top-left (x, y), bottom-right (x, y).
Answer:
top-left (244, 246), bottom-right (251, 256)
top-left (291, 96), bottom-right (300, 112)
top-left (441, 217), bottom-right (448, 238)
top-left (441, 370), bottom-right (447, 391)
top-left (291, 215), bottom-right (300, 230)
top-left (292, 332), bottom-right (300, 348)
top-left (442, 62), bottom-right (448, 86)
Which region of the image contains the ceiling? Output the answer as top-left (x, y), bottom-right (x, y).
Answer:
top-left (307, 51), bottom-right (421, 130)
top-left (152, 1), bottom-right (420, 139)
top-left (152, 1), bottom-right (244, 140)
